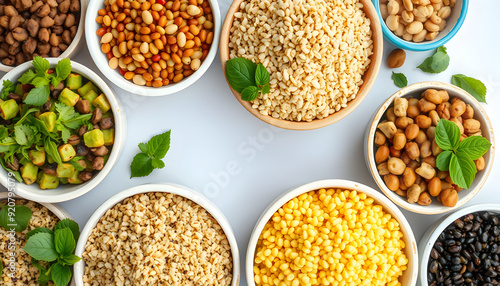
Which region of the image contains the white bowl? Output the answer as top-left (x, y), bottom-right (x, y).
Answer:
top-left (85, 0), bottom-right (221, 96)
top-left (245, 179), bottom-right (418, 286)
top-left (0, 191), bottom-right (76, 286)
top-left (418, 204), bottom-right (500, 285)
top-left (0, 0), bottom-right (87, 72)
top-left (365, 82), bottom-right (495, 215)
top-left (0, 58), bottom-right (126, 203)
top-left (73, 183), bottom-right (240, 286)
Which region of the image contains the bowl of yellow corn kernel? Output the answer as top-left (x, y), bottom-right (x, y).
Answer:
top-left (246, 179), bottom-right (418, 286)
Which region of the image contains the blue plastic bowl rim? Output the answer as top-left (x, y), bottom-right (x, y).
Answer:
top-left (372, 0), bottom-right (469, 51)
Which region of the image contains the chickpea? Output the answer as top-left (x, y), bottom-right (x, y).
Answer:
top-left (418, 192), bottom-right (432, 206)
top-left (475, 156), bottom-right (485, 171)
top-left (431, 139), bottom-right (442, 157)
top-left (450, 117), bottom-right (464, 134)
top-left (462, 104), bottom-right (474, 120)
top-left (441, 181), bottom-right (452, 191)
top-left (408, 98), bottom-right (419, 106)
top-left (436, 102), bottom-right (451, 119)
top-left (422, 156), bottom-right (436, 168)
top-left (415, 130), bottom-right (428, 145)
top-left (407, 184), bottom-right (422, 204)
top-left (396, 189), bottom-right (407, 197)
top-left (416, 162), bottom-right (436, 180)
top-left (405, 142), bottom-right (420, 160)
top-left (390, 146), bottom-right (401, 158)
top-left (405, 124), bottom-right (419, 140)
top-left (378, 121), bottom-right (398, 139)
top-left (428, 177), bottom-right (442, 196)
top-left (420, 140), bottom-right (432, 158)
top-left (423, 89), bottom-right (442, 104)
top-left (375, 145), bottom-right (390, 164)
top-left (394, 98), bottom-right (409, 117)
top-left (426, 126), bottom-right (436, 140)
top-left (463, 119), bottom-right (481, 134)
top-left (440, 188), bottom-right (458, 207)
top-left (450, 100), bottom-right (466, 117)
top-left (418, 98), bottom-right (436, 113)
top-left (428, 110), bottom-right (440, 126)
top-left (388, 157), bottom-right (406, 175)
top-left (454, 184), bottom-right (463, 192)
top-left (438, 90), bottom-right (450, 102)
top-left (384, 174), bottom-right (400, 191)
top-left (386, 107), bottom-right (397, 122)
top-left (407, 105), bottom-right (420, 118)
top-left (407, 160), bottom-right (419, 171)
top-left (374, 131), bottom-right (387, 146)
top-left (378, 162), bottom-right (390, 176)
top-left (403, 167), bottom-right (416, 188)
top-left (416, 115), bottom-right (432, 129)
top-left (399, 176), bottom-right (408, 191)
top-left (391, 133), bottom-right (406, 151)
top-left (437, 170), bottom-right (448, 180)
top-left (459, 134), bottom-right (467, 142)
top-left (395, 117), bottom-right (414, 129)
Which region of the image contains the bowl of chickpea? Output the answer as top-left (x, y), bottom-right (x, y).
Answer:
top-left (85, 0), bottom-right (221, 96)
top-left (365, 81), bottom-right (494, 215)
top-left (373, 0), bottom-right (469, 51)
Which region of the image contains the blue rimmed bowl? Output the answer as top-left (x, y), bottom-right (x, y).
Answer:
top-left (373, 0), bottom-right (469, 51)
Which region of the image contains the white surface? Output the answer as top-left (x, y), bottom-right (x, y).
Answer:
top-left (0, 1), bottom-right (499, 285)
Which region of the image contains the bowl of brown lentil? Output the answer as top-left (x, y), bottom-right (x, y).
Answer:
top-left (246, 179), bottom-right (418, 286)
top-left (220, 0), bottom-right (383, 130)
top-left (85, 0), bottom-right (221, 96)
top-left (73, 183), bottom-right (240, 286)
top-left (365, 82), bottom-right (495, 215)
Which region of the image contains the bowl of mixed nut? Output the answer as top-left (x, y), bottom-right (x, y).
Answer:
top-left (85, 0), bottom-right (221, 96)
top-left (365, 81), bottom-right (494, 214)
top-left (74, 183), bottom-right (240, 286)
top-left (0, 0), bottom-right (86, 71)
top-left (220, 0), bottom-right (383, 130)
top-left (0, 57), bottom-right (126, 203)
top-left (374, 0), bottom-right (469, 51)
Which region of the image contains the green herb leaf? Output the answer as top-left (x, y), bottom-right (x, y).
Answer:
top-left (53, 59), bottom-right (72, 87)
top-left (130, 153), bottom-right (154, 178)
top-left (31, 76), bottom-right (50, 88)
top-left (54, 228), bottom-right (76, 255)
top-left (147, 130), bottom-right (171, 158)
top-left (32, 57), bottom-right (50, 74)
top-left (54, 219), bottom-right (80, 241)
top-left (15, 107), bottom-right (40, 126)
top-left (24, 85), bottom-right (50, 106)
top-left (435, 119), bottom-right (460, 151)
top-left (225, 58), bottom-right (257, 93)
top-left (255, 63), bottom-right (270, 87)
top-left (27, 227), bottom-right (54, 240)
top-left (14, 125), bottom-right (35, 146)
top-left (24, 232), bottom-right (58, 262)
top-left (62, 114), bottom-right (92, 129)
top-left (60, 253), bottom-right (81, 265)
top-left (450, 153), bottom-right (477, 189)
top-left (0, 256), bottom-right (3, 276)
top-left (1, 80), bottom-right (15, 100)
top-left (436, 150), bottom-right (453, 171)
top-left (261, 83), bottom-right (270, 95)
top-left (151, 157), bottom-right (165, 169)
top-left (61, 127), bottom-right (71, 143)
top-left (0, 156), bottom-right (22, 182)
top-left (31, 258), bottom-right (50, 285)
top-left (452, 74), bottom-right (487, 103)
top-left (241, 86), bottom-right (259, 101)
top-left (68, 157), bottom-right (85, 171)
top-left (0, 205), bottom-right (32, 232)
top-left (44, 137), bottom-right (63, 166)
top-left (417, 46), bottom-right (450, 74)
top-left (456, 136), bottom-right (491, 161)
top-left (18, 69), bottom-right (37, 84)
top-left (392, 72), bottom-right (408, 88)
top-left (138, 143), bottom-right (149, 154)
top-left (50, 262), bottom-right (72, 286)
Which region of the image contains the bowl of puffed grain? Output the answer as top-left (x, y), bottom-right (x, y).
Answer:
top-left (220, 0), bottom-right (383, 130)
top-left (73, 183), bottom-right (239, 286)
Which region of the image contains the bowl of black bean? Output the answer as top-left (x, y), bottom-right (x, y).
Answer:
top-left (419, 204), bottom-right (500, 285)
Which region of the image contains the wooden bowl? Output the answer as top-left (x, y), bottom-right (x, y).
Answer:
top-left (220, 0), bottom-right (383, 130)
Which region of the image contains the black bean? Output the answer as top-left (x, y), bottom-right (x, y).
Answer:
top-left (431, 248), bottom-right (440, 259)
top-left (430, 260), bottom-right (439, 273)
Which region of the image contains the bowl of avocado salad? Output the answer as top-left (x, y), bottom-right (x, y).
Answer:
top-left (0, 57), bottom-right (125, 203)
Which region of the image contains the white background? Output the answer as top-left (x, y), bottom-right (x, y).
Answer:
top-left (1, 1), bottom-right (500, 285)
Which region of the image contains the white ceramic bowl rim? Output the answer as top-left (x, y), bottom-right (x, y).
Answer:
top-left (0, 58), bottom-right (126, 203)
top-left (85, 0), bottom-right (221, 96)
top-left (73, 183), bottom-right (240, 286)
top-left (419, 204), bottom-right (500, 285)
top-left (245, 179), bottom-right (418, 286)
top-left (366, 81), bottom-right (495, 215)
top-left (0, 0), bottom-right (87, 72)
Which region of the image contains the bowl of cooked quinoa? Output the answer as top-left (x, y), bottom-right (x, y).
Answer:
top-left (220, 0), bottom-right (383, 130)
top-left (246, 180), bottom-right (418, 286)
top-left (0, 192), bottom-right (74, 285)
top-left (73, 183), bottom-right (239, 286)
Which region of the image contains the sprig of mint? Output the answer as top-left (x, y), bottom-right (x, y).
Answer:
top-left (130, 130), bottom-right (171, 178)
top-left (392, 72), bottom-right (407, 88)
top-left (417, 46), bottom-right (450, 74)
top-left (1, 80), bottom-right (15, 100)
top-left (452, 74), bottom-right (487, 103)
top-left (225, 58), bottom-right (271, 102)
top-left (0, 205), bottom-right (32, 232)
top-left (435, 120), bottom-right (491, 189)
top-left (24, 219), bottom-right (81, 286)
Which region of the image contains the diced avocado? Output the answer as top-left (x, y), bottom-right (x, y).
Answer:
top-left (36, 170), bottom-right (43, 183)
top-left (66, 73), bottom-right (83, 90)
top-left (0, 99), bottom-right (20, 120)
top-left (78, 81), bottom-right (100, 97)
top-left (59, 88), bottom-right (80, 107)
top-left (15, 84), bottom-right (23, 96)
top-left (103, 154), bottom-right (110, 164)
top-left (39, 112), bottom-right (57, 132)
top-left (58, 144), bottom-right (76, 162)
top-left (56, 163), bottom-right (75, 178)
top-left (102, 111), bottom-right (113, 119)
top-left (83, 90), bottom-right (99, 110)
top-left (102, 129), bottom-right (114, 146)
top-left (60, 178), bottom-right (69, 184)
top-left (68, 171), bottom-right (83, 184)
top-left (39, 173), bottom-right (59, 189)
top-left (29, 150), bottom-right (46, 166)
top-left (92, 94), bottom-right (111, 113)
top-left (20, 163), bottom-right (39, 185)
top-left (83, 129), bottom-right (104, 148)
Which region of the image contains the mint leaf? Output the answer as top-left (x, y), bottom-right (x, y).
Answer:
top-left (241, 85), bottom-right (259, 101)
top-left (0, 156), bottom-right (22, 182)
top-left (31, 258), bottom-right (50, 285)
top-left (31, 76), bottom-right (50, 88)
top-left (435, 120), bottom-right (460, 151)
top-left (54, 219), bottom-right (80, 241)
top-left (138, 143), bottom-right (149, 154)
top-left (456, 136), bottom-right (491, 161)
top-left (15, 107), bottom-right (40, 126)
top-left (225, 58), bottom-right (257, 93)
top-left (24, 85), bottom-right (50, 106)
top-left (27, 227), bottom-right (54, 240)
top-left (44, 137), bottom-right (63, 165)
top-left (130, 153), bottom-right (154, 178)
top-left (255, 63), bottom-right (270, 87)
top-left (417, 46), bottom-right (450, 74)
top-left (0, 257), bottom-right (3, 276)
top-left (60, 253), bottom-right (81, 265)
top-left (450, 153), bottom-right (477, 189)
top-left (148, 130), bottom-right (171, 158)
top-left (32, 57), bottom-right (50, 73)
top-left (55, 103), bottom-right (75, 121)
top-left (14, 125), bottom-right (35, 146)
top-left (152, 157), bottom-right (165, 169)
top-left (18, 69), bottom-right (37, 84)
top-left (63, 114), bottom-right (92, 129)
top-left (392, 72), bottom-right (408, 88)
top-left (24, 233), bottom-right (58, 262)
top-left (261, 83), bottom-right (270, 95)
top-left (53, 58), bottom-right (72, 87)
top-left (452, 74), bottom-right (487, 103)
top-left (54, 228), bottom-right (76, 255)
top-left (0, 205), bottom-right (32, 232)
top-left (1, 80), bottom-right (15, 100)
top-left (436, 150), bottom-right (453, 171)
top-left (69, 157), bottom-right (85, 171)
top-left (50, 262), bottom-right (72, 286)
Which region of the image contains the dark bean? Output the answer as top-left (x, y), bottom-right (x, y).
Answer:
top-left (75, 142), bottom-right (89, 156)
top-left (7, 92), bottom-right (22, 103)
top-left (99, 117), bottom-right (113, 129)
top-left (92, 156), bottom-right (104, 171)
top-left (91, 107), bottom-right (102, 124)
top-left (78, 125), bottom-right (88, 137)
top-left (41, 101), bottom-right (52, 112)
top-left (431, 248), bottom-right (440, 259)
top-left (78, 171), bottom-right (92, 182)
top-left (455, 219), bottom-right (464, 228)
top-left (451, 256), bottom-right (461, 264)
top-left (430, 260), bottom-right (439, 273)
top-left (5, 156), bottom-right (19, 171)
top-left (451, 264), bottom-right (462, 272)
top-left (67, 135), bottom-right (80, 146)
top-left (41, 164), bottom-right (57, 175)
top-left (449, 245), bottom-right (462, 253)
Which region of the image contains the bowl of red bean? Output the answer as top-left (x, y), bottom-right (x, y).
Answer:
top-left (365, 81), bottom-right (494, 215)
top-left (85, 0), bottom-right (220, 96)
